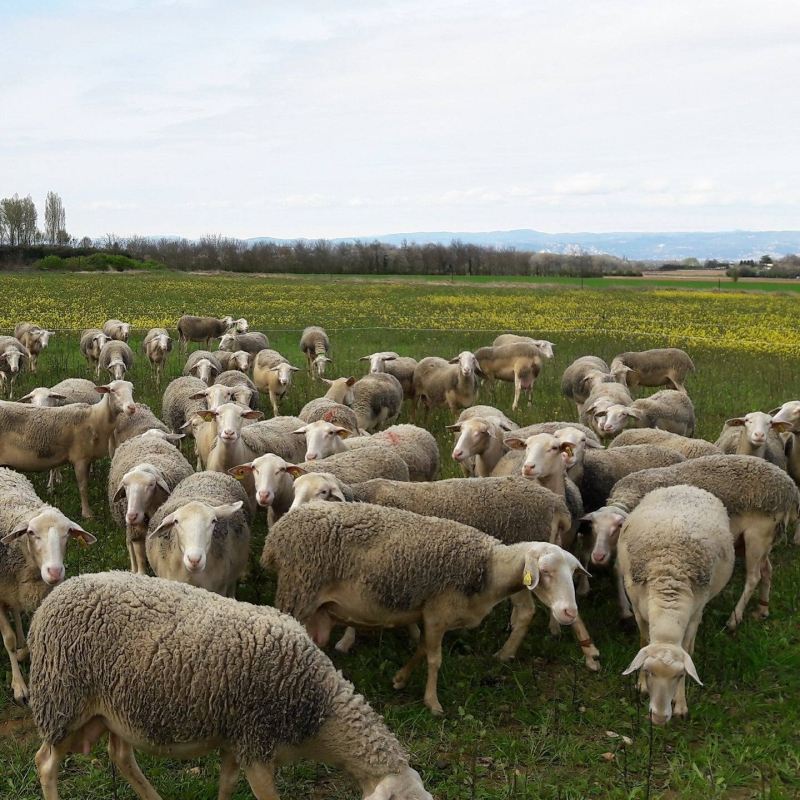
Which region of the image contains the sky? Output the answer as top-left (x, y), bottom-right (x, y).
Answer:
top-left (2, 0), bottom-right (799, 239)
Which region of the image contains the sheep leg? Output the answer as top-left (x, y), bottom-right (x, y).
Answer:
top-left (392, 640), bottom-right (427, 690)
top-left (133, 540), bottom-right (148, 575)
top-left (570, 613), bottom-right (600, 672)
top-left (243, 761), bottom-right (279, 800)
top-left (334, 626), bottom-right (357, 653)
top-left (421, 623), bottom-right (446, 715)
top-left (728, 527), bottom-right (772, 630)
top-left (751, 556), bottom-right (773, 621)
top-left (74, 460), bottom-right (94, 519)
top-left (269, 391), bottom-right (280, 419)
top-left (495, 590), bottom-right (535, 661)
top-left (218, 749), bottom-right (240, 800)
top-left (36, 741), bottom-right (70, 800)
top-left (512, 381), bottom-right (522, 412)
top-left (13, 608), bottom-right (28, 661)
top-left (108, 732), bottom-right (162, 799)
top-left (409, 623), bottom-right (421, 645)
top-left (0, 606), bottom-right (28, 704)
top-left (616, 564), bottom-right (634, 621)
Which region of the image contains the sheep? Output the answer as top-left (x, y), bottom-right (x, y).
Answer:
top-left (610, 348), bottom-right (695, 394)
top-left (218, 331), bottom-right (270, 355)
top-left (176, 314), bottom-right (237, 353)
top-left (287, 471), bottom-right (355, 508)
top-left (262, 502), bottom-right (589, 714)
top-left (609, 428), bottom-right (721, 459)
top-left (580, 382), bottom-right (634, 438)
top-left (79, 328), bottom-right (110, 375)
top-left (162, 376), bottom-right (209, 436)
top-left (295, 446), bottom-right (410, 484)
top-left (618, 486), bottom-right (734, 724)
top-left (214, 370), bottom-right (259, 410)
top-left (0, 335), bottom-right (27, 399)
top-left (770, 401), bottom-right (800, 493)
top-left (183, 349), bottom-right (223, 385)
top-left (300, 325), bottom-right (332, 376)
top-left (108, 402), bottom-right (171, 457)
top-left (715, 411), bottom-right (789, 468)
top-left (108, 436), bottom-right (193, 573)
top-left (448, 409), bottom-right (517, 477)
top-left (27, 572), bottom-right (431, 800)
top-left (147, 472), bottom-right (252, 596)
top-left (253, 349), bottom-right (299, 417)
top-left (411, 351), bottom-right (481, 417)
top-left (0, 380), bottom-right (136, 518)
top-left (493, 334), bottom-right (555, 359)
top-left (217, 349), bottom-right (250, 373)
top-left (142, 327), bottom-right (173, 383)
top-left (350, 372), bottom-right (404, 432)
top-left (14, 324), bottom-right (53, 374)
top-left (561, 355), bottom-right (627, 414)
top-left (592, 389), bottom-right (697, 439)
top-left (229, 453), bottom-right (302, 524)
top-left (585, 455), bottom-right (800, 629)
top-left (360, 352), bottom-right (418, 400)
top-left (345, 424), bottom-right (440, 481)
top-left (102, 318), bottom-right (131, 342)
top-left (0, 468), bottom-right (96, 704)
top-left (474, 342), bottom-right (544, 411)
top-left (98, 340), bottom-right (134, 382)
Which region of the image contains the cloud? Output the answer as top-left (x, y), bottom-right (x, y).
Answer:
top-left (552, 174), bottom-right (628, 196)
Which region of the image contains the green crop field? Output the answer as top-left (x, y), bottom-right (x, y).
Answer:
top-left (1, 274), bottom-right (799, 799)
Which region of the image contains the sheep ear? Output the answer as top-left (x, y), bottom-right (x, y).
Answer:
top-left (155, 477), bottom-right (171, 496)
top-left (336, 427), bottom-right (355, 438)
top-left (580, 513), bottom-right (595, 522)
top-left (627, 407), bottom-right (645, 420)
top-left (68, 526), bottom-right (96, 545)
top-left (323, 357), bottom-right (334, 364)
top-left (447, 356), bottom-right (460, 364)
top-left (768, 407), bottom-right (782, 417)
top-left (583, 401), bottom-right (599, 415)
top-left (345, 376), bottom-right (356, 386)
top-left (1, 523), bottom-right (29, 543)
top-left (113, 485), bottom-right (127, 502)
top-left (242, 410), bottom-right (264, 420)
top-left (94, 385), bottom-right (111, 395)
top-left (725, 417), bottom-right (746, 427)
top-left (383, 355), bottom-right (397, 362)
top-left (445, 423), bottom-right (462, 432)
top-left (359, 356), bottom-right (371, 361)
top-left (522, 556), bottom-right (540, 590)
top-left (330, 487), bottom-right (347, 502)
top-left (320, 378), bottom-right (333, 386)
top-left (189, 390), bottom-right (209, 400)
top-left (559, 442), bottom-right (574, 458)
top-left (584, 437), bottom-right (603, 449)
top-left (289, 366), bottom-right (300, 372)
top-left (499, 421), bottom-right (515, 432)
top-left (149, 513), bottom-right (176, 537)
top-left (49, 393), bottom-right (68, 401)
top-left (771, 421), bottom-right (793, 433)
top-left (18, 392), bottom-right (34, 403)
top-left (268, 366), bottom-right (280, 372)
top-left (164, 433), bottom-right (185, 442)
top-left (683, 652), bottom-right (703, 685)
top-left (286, 465), bottom-right (307, 478)
top-left (292, 426), bottom-right (308, 435)
top-left (196, 410), bottom-right (216, 423)
top-left (228, 464), bottom-right (254, 479)
top-left (622, 647), bottom-right (650, 676)
top-left (505, 437), bottom-right (526, 451)
top-left (213, 501), bottom-right (243, 519)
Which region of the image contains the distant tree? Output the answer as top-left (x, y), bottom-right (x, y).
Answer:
top-left (0, 204), bottom-right (7, 244)
top-left (78, 235), bottom-right (93, 248)
top-left (44, 191), bottom-right (67, 245)
top-left (727, 267), bottom-right (740, 282)
top-left (0, 194), bottom-right (38, 245)
top-left (759, 254), bottom-right (773, 266)
top-left (102, 232), bottom-right (123, 251)
top-left (681, 257), bottom-right (700, 267)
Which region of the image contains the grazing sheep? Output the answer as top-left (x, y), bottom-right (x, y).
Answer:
top-left (350, 372), bottom-right (404, 432)
top-left (28, 572), bottom-right (431, 800)
top-left (102, 319), bottom-right (131, 342)
top-left (79, 328), bottom-right (110, 376)
top-left (14, 324), bottom-right (53, 374)
top-left (611, 348), bottom-right (695, 394)
top-left (0, 468), bottom-right (95, 703)
top-left (214, 370), bottom-right (259, 410)
top-left (176, 314), bottom-right (237, 353)
top-left (108, 437), bottom-right (193, 573)
top-left (217, 349), bottom-right (250, 373)
top-left (474, 342), bottom-right (544, 411)
top-left (360, 352), bottom-right (418, 400)
top-left (147, 472), bottom-right (252, 596)
top-left (586, 455), bottom-right (800, 629)
top-left (300, 326), bottom-right (332, 376)
top-left (771, 401), bottom-right (800, 492)
top-left (561, 356), bottom-right (627, 414)
top-left (618, 486), bottom-right (733, 724)
top-left (610, 428), bottom-right (721, 459)
top-left (412, 352), bottom-right (481, 417)
top-left (142, 327), bottom-right (173, 383)
top-left (346, 424), bottom-right (439, 482)
top-left (108, 402), bottom-right (171, 457)
top-left (263, 502), bottom-right (588, 714)
top-left (593, 390), bottom-right (696, 439)
top-left (218, 331), bottom-right (270, 355)
top-left (98, 340), bottom-right (134, 382)
top-left (0, 380), bottom-right (136, 518)
top-left (253, 349), bottom-right (299, 417)
top-left (580, 382), bottom-right (634, 438)
top-left (715, 411), bottom-right (789, 468)
top-left (493, 334), bottom-right (554, 359)
top-left (162, 376), bottom-right (209, 436)
top-left (0, 336), bottom-right (27, 399)
top-left (183, 349), bottom-right (223, 385)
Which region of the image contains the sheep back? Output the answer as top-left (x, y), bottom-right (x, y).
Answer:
top-left (300, 447), bottom-right (410, 484)
top-left (345, 424), bottom-right (439, 481)
top-left (162, 376), bottom-right (209, 433)
top-left (609, 428), bottom-right (721, 459)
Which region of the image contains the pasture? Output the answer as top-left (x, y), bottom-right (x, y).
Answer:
top-left (1, 273), bottom-right (799, 800)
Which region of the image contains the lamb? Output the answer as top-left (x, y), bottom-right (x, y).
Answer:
top-left (618, 486), bottom-right (734, 724)
top-left (350, 372), bottom-right (404, 432)
top-left (610, 348), bottom-right (695, 394)
top-left (0, 468), bottom-right (95, 703)
top-left (14, 323), bottom-right (53, 374)
top-left (214, 370), bottom-right (259, 410)
top-left (345, 424), bottom-right (440, 481)
top-left (108, 402), bottom-right (172, 457)
top-left (448, 407), bottom-right (518, 477)
top-left (493, 334), bottom-right (555, 359)
top-left (253, 349), bottom-right (299, 417)
top-left (770, 401), bottom-right (800, 493)
top-left (108, 436), bottom-right (193, 573)
top-left (474, 342), bottom-right (544, 411)
top-left (98, 339), bottom-right (134, 381)
top-left (262, 502), bottom-right (588, 714)
top-left (183, 349), bottom-right (223, 385)
top-left (411, 351), bottom-right (481, 417)
top-left (593, 389), bottom-right (696, 439)
top-left (147, 472), bottom-right (252, 596)
top-left (609, 428), bottom-right (722, 459)
top-left (0, 335), bottom-right (27, 398)
top-left (79, 328), bottom-right (110, 375)
top-left (715, 411), bottom-right (789, 468)
top-left (176, 314), bottom-right (238, 353)
top-left (218, 331), bottom-right (270, 355)
top-left (561, 356), bottom-right (627, 414)
top-left (102, 318), bottom-right (131, 342)
top-left (360, 352), bottom-right (418, 400)
top-left (27, 572), bottom-right (431, 800)
top-left (0, 380), bottom-right (136, 518)
top-left (586, 455), bottom-right (800, 629)
top-left (142, 327), bottom-right (173, 383)
top-left (300, 325), bottom-right (332, 376)
top-left (217, 349), bottom-right (250, 373)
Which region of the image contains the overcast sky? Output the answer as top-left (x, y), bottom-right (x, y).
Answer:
top-left (2, 0), bottom-right (799, 239)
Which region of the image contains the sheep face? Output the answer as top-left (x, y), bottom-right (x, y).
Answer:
top-left (531, 340), bottom-right (554, 359)
top-left (0, 347), bottom-right (24, 375)
top-left (107, 359), bottom-right (128, 381)
top-left (449, 418), bottom-right (494, 462)
top-left (233, 318), bottom-right (249, 333)
top-left (322, 376), bottom-right (355, 405)
top-left (289, 473), bottom-right (347, 510)
top-left (360, 351), bottom-right (398, 374)
top-left (218, 333), bottom-right (238, 351)
top-left (19, 388), bottom-right (66, 406)
top-left (594, 404), bottom-right (642, 437)
top-left (190, 358), bottom-right (219, 385)
top-left (149, 500), bottom-right (243, 573)
top-left (554, 426), bottom-right (603, 469)
top-left (191, 384), bottom-right (237, 410)
top-left (96, 380), bottom-right (136, 417)
top-left (583, 507), bottom-right (628, 565)
top-left (270, 362), bottom-right (298, 387)
top-left (505, 433), bottom-right (572, 479)
top-left (31, 329), bottom-right (53, 350)
top-left (449, 350), bottom-right (479, 377)
top-left (364, 767), bottom-right (433, 800)
top-left (91, 333), bottom-right (110, 354)
top-left (198, 403), bottom-right (262, 444)
top-left (294, 420), bottom-right (353, 461)
top-left (1, 508), bottom-right (96, 585)
top-left (228, 351), bottom-right (250, 372)
top-left (623, 643), bottom-right (702, 725)
top-left (231, 453), bottom-right (292, 507)
top-left (114, 465), bottom-right (171, 527)
top-left (770, 401), bottom-right (800, 432)
top-left (154, 334), bottom-right (171, 353)
top-left (726, 411), bottom-right (791, 446)
top-left (313, 353), bottom-right (334, 376)
top-left (523, 543), bottom-right (586, 626)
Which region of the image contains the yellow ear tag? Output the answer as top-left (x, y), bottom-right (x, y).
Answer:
top-left (75, 535), bottom-right (89, 549)
top-left (233, 472), bottom-right (245, 481)
top-left (523, 571), bottom-right (532, 586)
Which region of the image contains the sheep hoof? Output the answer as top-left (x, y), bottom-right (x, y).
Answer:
top-left (585, 657), bottom-right (601, 673)
top-left (493, 649), bottom-right (515, 663)
top-left (726, 612), bottom-right (741, 631)
top-left (15, 647), bottom-right (29, 662)
top-left (12, 683), bottom-right (30, 707)
top-left (392, 672), bottom-right (409, 690)
top-left (427, 703), bottom-right (445, 717)
top-left (673, 704), bottom-right (689, 718)
top-left (750, 607), bottom-right (769, 621)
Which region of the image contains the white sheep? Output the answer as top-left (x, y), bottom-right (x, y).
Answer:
top-left (592, 389), bottom-right (696, 439)
top-left (14, 323), bottom-right (53, 374)
top-left (493, 333), bottom-right (554, 359)
top-left (561, 355), bottom-right (627, 414)
top-left (474, 342), bottom-right (544, 411)
top-left (79, 329), bottom-right (110, 375)
top-left (176, 314), bottom-right (237, 354)
top-left (609, 428), bottom-right (722, 459)
top-left (345, 424), bottom-right (440, 481)
top-left (770, 401), bottom-right (800, 500)
top-left (360, 351), bottom-right (418, 400)
top-left (98, 340), bottom-right (134, 382)
top-left (253, 349), bottom-right (300, 417)
top-left (411, 351), bottom-right (481, 418)
top-left (102, 318), bottom-right (131, 342)
top-left (217, 349), bottom-right (250, 373)
top-left (183, 349), bottom-right (223, 385)
top-left (300, 326), bottom-right (332, 376)
top-left (218, 331), bottom-right (270, 355)
top-left (448, 405), bottom-right (518, 477)
top-left (715, 411), bottom-right (789, 468)
top-left (0, 336), bottom-right (27, 399)
top-left (350, 372), bottom-right (404, 432)
top-left (611, 348), bottom-right (695, 394)
top-left (142, 327), bottom-right (173, 383)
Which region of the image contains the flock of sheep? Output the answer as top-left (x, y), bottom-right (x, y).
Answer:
top-left (1, 313), bottom-right (799, 800)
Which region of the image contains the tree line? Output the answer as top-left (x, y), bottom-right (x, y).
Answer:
top-left (0, 192), bottom-right (69, 246)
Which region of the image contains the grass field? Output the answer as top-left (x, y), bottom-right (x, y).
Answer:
top-left (1, 273), bottom-right (799, 800)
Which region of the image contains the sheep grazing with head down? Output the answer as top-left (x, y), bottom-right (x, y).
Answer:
top-left (561, 356), bottom-right (627, 415)
top-left (14, 323), bottom-right (53, 374)
top-left (715, 411), bottom-right (789, 468)
top-left (360, 351), bottom-right (418, 400)
top-left (348, 373), bottom-right (404, 432)
top-left (300, 326), bottom-right (332, 376)
top-left (142, 327), bottom-right (173, 383)
top-left (263, 502), bottom-right (588, 714)
top-left (618, 486), bottom-right (733, 725)
top-left (493, 334), bottom-right (554, 359)
top-left (610, 348), bottom-right (695, 394)
top-left (102, 318), bottom-right (131, 343)
top-left (162, 376), bottom-right (209, 438)
top-left (79, 328), bottom-right (110, 376)
top-left (183, 349), bottom-right (223, 385)
top-left (176, 314), bottom-right (240, 354)
top-left (0, 336), bottom-right (27, 399)
top-left (28, 572), bottom-right (432, 800)
top-left (474, 342), bottom-right (544, 411)
top-left (98, 340), bottom-right (134, 382)
top-left (609, 428), bottom-right (721, 459)
top-left (0, 468), bottom-right (96, 704)
top-left (412, 351), bottom-right (481, 418)
top-left (448, 405), bottom-right (518, 477)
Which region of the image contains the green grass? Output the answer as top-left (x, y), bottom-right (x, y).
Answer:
top-left (1, 283), bottom-right (799, 799)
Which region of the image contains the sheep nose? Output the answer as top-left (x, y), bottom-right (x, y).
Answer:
top-left (127, 511), bottom-right (141, 523)
top-left (592, 552), bottom-right (608, 565)
top-left (186, 555), bottom-right (202, 569)
top-left (453, 449), bottom-right (463, 459)
top-left (46, 567), bottom-right (64, 583)
top-left (651, 712), bottom-right (668, 726)
top-left (752, 433), bottom-right (765, 442)
top-left (523, 465), bottom-right (536, 476)
top-left (306, 453), bottom-right (317, 460)
top-left (126, 405), bottom-right (136, 415)
top-left (257, 491), bottom-right (272, 505)
top-left (560, 604), bottom-right (577, 622)
top-left (223, 429), bottom-right (235, 438)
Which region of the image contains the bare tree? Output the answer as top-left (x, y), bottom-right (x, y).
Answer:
top-left (0, 194), bottom-right (38, 246)
top-left (44, 191), bottom-right (67, 245)
top-left (78, 235), bottom-right (93, 248)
